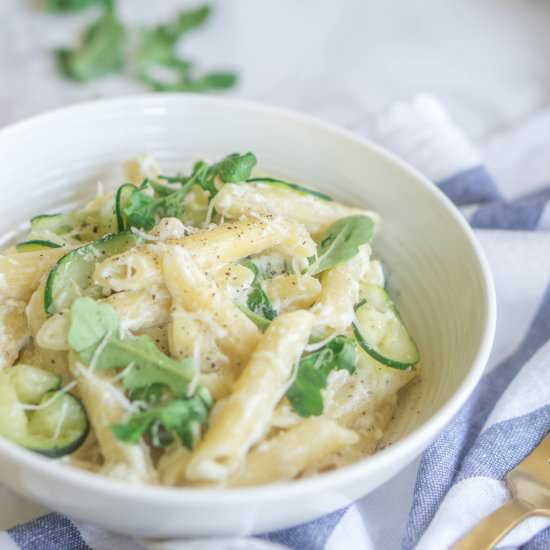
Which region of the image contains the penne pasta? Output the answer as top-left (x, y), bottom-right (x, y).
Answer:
top-left (0, 248), bottom-right (66, 301)
top-left (0, 151), bottom-right (420, 490)
top-left (95, 217), bottom-right (314, 292)
top-left (36, 286), bottom-right (171, 351)
top-left (229, 418), bottom-right (358, 486)
top-left (213, 183), bottom-right (379, 236)
top-left (186, 310), bottom-right (314, 482)
top-left (163, 246), bottom-right (261, 369)
top-left (263, 274), bottom-right (322, 313)
top-left (311, 245), bottom-right (371, 335)
top-left (0, 299), bottom-right (30, 370)
top-left (70, 358), bottom-right (157, 484)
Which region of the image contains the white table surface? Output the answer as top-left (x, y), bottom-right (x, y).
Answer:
top-left (0, 1), bottom-right (549, 548)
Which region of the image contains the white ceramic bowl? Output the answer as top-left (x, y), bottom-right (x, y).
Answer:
top-left (0, 95), bottom-right (495, 538)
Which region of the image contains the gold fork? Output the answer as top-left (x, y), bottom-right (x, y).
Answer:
top-left (452, 431), bottom-right (550, 549)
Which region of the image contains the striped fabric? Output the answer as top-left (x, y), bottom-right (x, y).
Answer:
top-left (2, 95), bottom-right (550, 549)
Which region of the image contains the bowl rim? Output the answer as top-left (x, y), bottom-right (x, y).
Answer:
top-left (0, 93), bottom-right (496, 504)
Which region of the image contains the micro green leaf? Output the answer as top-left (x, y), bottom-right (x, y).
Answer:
top-left (97, 336), bottom-right (195, 396)
top-left (309, 215), bottom-right (375, 276)
top-left (247, 286), bottom-right (277, 321)
top-left (46, 0), bottom-right (109, 11)
top-left (56, 9), bottom-right (126, 81)
top-left (240, 256), bottom-right (277, 328)
top-left (134, 5), bottom-right (237, 94)
top-left (146, 5), bottom-right (211, 52)
top-left (67, 297), bottom-right (118, 362)
top-left (218, 152), bottom-right (257, 183)
top-left (122, 179), bottom-right (194, 230)
top-left (286, 336), bottom-right (357, 417)
top-left (67, 297), bottom-right (195, 395)
top-left (121, 152), bottom-right (256, 229)
top-left (112, 386), bottom-right (212, 449)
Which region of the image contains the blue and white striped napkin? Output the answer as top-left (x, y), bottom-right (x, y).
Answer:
top-left (1, 95), bottom-right (549, 550)
top-left (365, 95), bottom-right (550, 550)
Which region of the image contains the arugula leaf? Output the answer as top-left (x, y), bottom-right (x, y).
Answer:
top-left (247, 286), bottom-right (277, 321)
top-left (112, 386), bottom-right (212, 449)
top-left (241, 256), bottom-right (277, 326)
top-left (100, 335), bottom-right (195, 395)
top-left (46, 0), bottom-right (108, 11)
top-left (68, 297), bottom-right (195, 395)
top-left (286, 365), bottom-right (325, 417)
top-left (218, 153), bottom-right (257, 182)
top-left (129, 383), bottom-right (165, 406)
top-left (309, 215), bottom-right (375, 276)
top-left (197, 152), bottom-right (256, 192)
top-left (68, 297), bottom-right (119, 361)
top-left (286, 336), bottom-right (357, 417)
top-left (56, 9), bottom-right (126, 81)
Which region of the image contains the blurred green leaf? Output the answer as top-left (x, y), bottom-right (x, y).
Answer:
top-left (46, 0), bottom-right (110, 12)
top-left (56, 9), bottom-right (126, 81)
top-left (135, 5), bottom-right (237, 94)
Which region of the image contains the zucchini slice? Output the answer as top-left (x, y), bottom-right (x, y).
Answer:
top-left (8, 365), bottom-right (61, 405)
top-left (0, 371), bottom-right (88, 458)
top-left (115, 183), bottom-right (138, 232)
top-left (246, 177), bottom-right (333, 201)
top-left (44, 231), bottom-right (141, 315)
top-left (16, 240), bottom-right (63, 253)
top-left (30, 214), bottom-right (72, 235)
top-left (0, 375), bottom-right (28, 444)
top-left (24, 391), bottom-right (89, 458)
top-left (352, 283), bottom-right (419, 369)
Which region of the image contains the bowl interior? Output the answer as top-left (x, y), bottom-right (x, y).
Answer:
top-left (0, 95), bottom-right (493, 488)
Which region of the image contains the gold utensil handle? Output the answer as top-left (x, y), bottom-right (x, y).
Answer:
top-left (451, 498), bottom-right (533, 550)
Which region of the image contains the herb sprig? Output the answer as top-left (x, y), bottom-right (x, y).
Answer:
top-left (120, 152), bottom-right (256, 231)
top-left (309, 215), bottom-right (375, 276)
top-left (286, 336), bottom-right (357, 417)
top-left (237, 259), bottom-right (277, 330)
top-left (112, 387), bottom-right (212, 448)
top-left (68, 297), bottom-right (212, 448)
top-left (46, 0), bottom-right (109, 11)
top-left (48, 2), bottom-right (238, 93)
top-left (56, 6), bottom-right (125, 82)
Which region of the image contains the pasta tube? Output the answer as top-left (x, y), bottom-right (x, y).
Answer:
top-left (229, 418), bottom-right (358, 486)
top-left (312, 245), bottom-right (371, 335)
top-left (263, 274), bottom-right (321, 313)
top-left (163, 246), bottom-right (261, 369)
top-left (0, 299), bottom-right (30, 369)
top-left (70, 359), bottom-right (157, 484)
top-left (36, 286), bottom-right (170, 351)
top-left (213, 183), bottom-right (379, 236)
top-left (0, 248), bottom-right (66, 301)
top-left (186, 310), bottom-right (314, 482)
top-left (95, 217), bottom-right (315, 293)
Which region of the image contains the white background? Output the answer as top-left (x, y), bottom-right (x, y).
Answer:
top-left (1, 0), bottom-right (550, 140)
